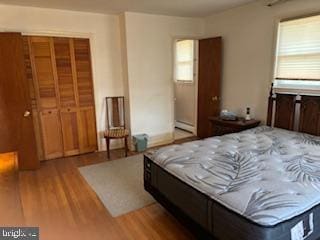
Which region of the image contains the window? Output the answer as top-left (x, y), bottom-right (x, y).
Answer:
top-left (175, 40), bottom-right (195, 82)
top-left (274, 15), bottom-right (320, 91)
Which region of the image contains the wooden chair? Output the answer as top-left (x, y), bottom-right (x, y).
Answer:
top-left (104, 97), bottom-right (129, 158)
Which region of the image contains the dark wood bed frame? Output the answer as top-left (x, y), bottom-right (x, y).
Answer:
top-left (267, 83), bottom-right (320, 136)
top-left (144, 84), bottom-right (320, 239)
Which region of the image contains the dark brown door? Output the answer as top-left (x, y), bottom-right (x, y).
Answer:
top-left (197, 37), bottom-right (222, 138)
top-left (0, 33), bottom-right (39, 170)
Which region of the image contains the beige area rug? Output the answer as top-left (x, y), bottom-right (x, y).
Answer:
top-left (78, 154), bottom-right (155, 217)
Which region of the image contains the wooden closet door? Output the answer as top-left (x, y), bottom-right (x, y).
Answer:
top-left (30, 37), bottom-right (59, 109)
top-left (73, 39), bottom-right (97, 153)
top-left (39, 109), bottom-right (63, 159)
top-left (73, 39), bottom-right (95, 107)
top-left (54, 38), bottom-right (77, 108)
top-left (54, 37), bottom-right (80, 156)
top-left (78, 107), bottom-right (97, 153)
top-left (27, 36), bottom-right (97, 159)
top-left (29, 37), bottom-right (64, 159)
top-left (60, 108), bottom-right (79, 156)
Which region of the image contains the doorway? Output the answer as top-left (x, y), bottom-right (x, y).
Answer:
top-left (173, 37), bottom-right (222, 140)
top-left (173, 39), bottom-right (198, 140)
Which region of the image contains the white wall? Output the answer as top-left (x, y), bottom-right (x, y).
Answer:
top-left (0, 4), bottom-right (205, 151)
top-left (175, 83), bottom-right (196, 126)
top-left (122, 12), bottom-right (204, 146)
top-left (205, 0), bottom-right (320, 122)
top-left (5, 0), bottom-right (318, 152)
top-left (0, 4), bottom-right (124, 150)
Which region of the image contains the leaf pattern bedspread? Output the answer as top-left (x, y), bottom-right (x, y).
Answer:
top-left (149, 126), bottom-right (320, 226)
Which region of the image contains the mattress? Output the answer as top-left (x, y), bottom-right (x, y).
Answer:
top-left (149, 126), bottom-right (320, 227)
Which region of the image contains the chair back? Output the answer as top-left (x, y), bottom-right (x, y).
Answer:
top-left (106, 96), bottom-right (125, 130)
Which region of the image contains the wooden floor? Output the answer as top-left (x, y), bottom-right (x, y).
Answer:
top-left (0, 139), bottom-right (196, 240)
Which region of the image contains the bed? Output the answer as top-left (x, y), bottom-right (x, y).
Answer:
top-left (144, 88), bottom-right (320, 240)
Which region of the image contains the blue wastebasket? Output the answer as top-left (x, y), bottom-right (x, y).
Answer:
top-left (132, 134), bottom-right (148, 152)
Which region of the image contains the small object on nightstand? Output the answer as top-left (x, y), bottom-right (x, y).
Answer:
top-left (208, 116), bottom-right (260, 136)
top-left (245, 107), bottom-right (251, 121)
top-left (220, 109), bottom-right (238, 121)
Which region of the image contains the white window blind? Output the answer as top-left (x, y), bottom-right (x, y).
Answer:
top-left (274, 15), bottom-right (320, 91)
top-left (175, 40), bottom-right (194, 82)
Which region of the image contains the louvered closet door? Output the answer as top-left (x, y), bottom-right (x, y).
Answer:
top-left (39, 109), bottom-right (63, 159)
top-left (30, 37), bottom-right (59, 109)
top-left (74, 39), bottom-right (95, 107)
top-left (29, 37), bottom-right (64, 159)
top-left (54, 37), bottom-right (80, 156)
top-left (73, 39), bottom-right (97, 153)
top-left (27, 36), bottom-right (97, 159)
top-left (60, 108), bottom-right (79, 156)
top-left (78, 107), bottom-right (97, 153)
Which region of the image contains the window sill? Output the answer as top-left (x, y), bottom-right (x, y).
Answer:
top-left (274, 87), bottom-right (320, 95)
top-left (274, 80), bottom-right (320, 95)
top-left (175, 80), bottom-right (194, 85)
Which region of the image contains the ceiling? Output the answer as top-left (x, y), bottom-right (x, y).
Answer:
top-left (0, 0), bottom-right (257, 17)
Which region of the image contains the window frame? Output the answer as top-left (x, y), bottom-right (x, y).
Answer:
top-left (174, 39), bottom-right (196, 84)
top-left (273, 13), bottom-right (320, 92)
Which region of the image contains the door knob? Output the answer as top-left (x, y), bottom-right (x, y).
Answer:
top-left (212, 96), bottom-right (218, 102)
top-left (23, 110), bottom-right (31, 117)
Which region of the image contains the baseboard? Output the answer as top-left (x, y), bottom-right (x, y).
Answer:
top-left (175, 121), bottom-right (195, 133)
top-left (98, 137), bottom-right (126, 151)
top-left (97, 131), bottom-right (174, 152)
top-left (128, 131), bottom-right (174, 151)
top-left (147, 132), bottom-right (174, 148)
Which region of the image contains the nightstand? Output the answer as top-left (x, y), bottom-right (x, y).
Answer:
top-left (208, 117), bottom-right (261, 136)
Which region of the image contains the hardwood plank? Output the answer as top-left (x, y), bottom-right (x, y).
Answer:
top-left (0, 143), bottom-right (194, 239)
top-left (0, 153), bottom-right (24, 226)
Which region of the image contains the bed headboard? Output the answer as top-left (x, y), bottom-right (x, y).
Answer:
top-left (266, 84), bottom-right (320, 136)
